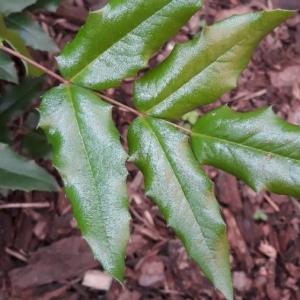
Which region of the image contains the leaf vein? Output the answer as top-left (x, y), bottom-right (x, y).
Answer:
top-left (146, 34), bottom-right (248, 114)
top-left (66, 86), bottom-right (114, 263)
top-left (70, 1), bottom-right (174, 81)
top-left (193, 132), bottom-right (300, 164)
top-left (145, 119), bottom-right (219, 268)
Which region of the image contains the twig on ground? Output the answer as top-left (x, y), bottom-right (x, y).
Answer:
top-left (263, 193), bottom-right (280, 212)
top-left (5, 247), bottom-right (28, 262)
top-left (0, 202), bottom-right (51, 210)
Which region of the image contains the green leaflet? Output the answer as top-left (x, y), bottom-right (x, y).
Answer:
top-left (0, 142), bottom-right (59, 192)
top-left (39, 85), bottom-right (130, 282)
top-left (191, 106), bottom-right (300, 198)
top-left (5, 13), bottom-right (59, 52)
top-left (0, 15), bottom-right (42, 76)
top-left (0, 50), bottom-right (18, 83)
top-left (134, 10), bottom-right (293, 119)
top-left (0, 76), bottom-right (45, 143)
top-left (128, 117), bottom-right (232, 300)
top-left (57, 0), bottom-right (202, 90)
top-left (0, 0), bottom-right (37, 16)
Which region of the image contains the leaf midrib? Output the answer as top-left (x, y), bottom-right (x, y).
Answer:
top-left (66, 86), bottom-right (114, 264)
top-left (146, 33), bottom-right (248, 114)
top-left (70, 0), bottom-right (173, 81)
top-left (192, 131), bottom-right (300, 164)
top-left (144, 118), bottom-right (220, 277)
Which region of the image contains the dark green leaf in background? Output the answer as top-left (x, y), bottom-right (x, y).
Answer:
top-left (29, 0), bottom-right (65, 12)
top-left (39, 84), bottom-right (130, 282)
top-left (21, 129), bottom-right (52, 159)
top-left (57, 0), bottom-right (202, 90)
top-left (5, 13), bottom-right (59, 52)
top-left (20, 111), bottom-right (52, 159)
top-left (0, 15), bottom-right (42, 76)
top-left (134, 10), bottom-right (293, 119)
top-left (0, 0), bottom-right (38, 16)
top-left (0, 142), bottom-right (59, 191)
top-left (0, 187), bottom-right (8, 196)
top-left (128, 117), bottom-right (232, 300)
top-left (0, 50), bottom-right (18, 83)
top-left (191, 106), bottom-right (300, 198)
top-left (0, 76), bottom-right (45, 143)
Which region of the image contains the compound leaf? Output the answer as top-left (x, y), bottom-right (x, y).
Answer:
top-left (191, 106), bottom-right (300, 198)
top-left (5, 13), bottom-right (59, 52)
top-left (128, 117), bottom-right (232, 300)
top-left (39, 84), bottom-right (130, 282)
top-left (134, 10), bottom-right (293, 119)
top-left (57, 0), bottom-right (202, 90)
top-left (0, 50), bottom-right (18, 83)
top-left (0, 15), bottom-right (42, 76)
top-left (0, 0), bottom-right (37, 16)
top-left (0, 142), bottom-right (59, 191)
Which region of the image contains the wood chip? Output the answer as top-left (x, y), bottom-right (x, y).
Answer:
top-left (9, 237), bottom-right (99, 289)
top-left (82, 270), bottom-right (112, 291)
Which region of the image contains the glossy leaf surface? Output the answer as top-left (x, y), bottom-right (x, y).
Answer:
top-left (0, 15), bottom-right (42, 76)
top-left (134, 10), bottom-right (293, 119)
top-left (39, 85), bottom-right (130, 282)
top-left (0, 142), bottom-right (59, 191)
top-left (128, 117), bottom-right (232, 300)
top-left (5, 13), bottom-right (59, 52)
top-left (0, 0), bottom-right (37, 16)
top-left (0, 76), bottom-right (45, 143)
top-left (0, 50), bottom-right (18, 83)
top-left (191, 106), bottom-right (300, 198)
top-left (57, 0), bottom-right (202, 90)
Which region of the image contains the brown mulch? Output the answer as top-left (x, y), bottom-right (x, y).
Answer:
top-left (1, 0), bottom-right (300, 299)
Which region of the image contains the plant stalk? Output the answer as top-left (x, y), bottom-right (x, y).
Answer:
top-left (0, 45), bottom-right (70, 85)
top-left (0, 45), bottom-right (191, 135)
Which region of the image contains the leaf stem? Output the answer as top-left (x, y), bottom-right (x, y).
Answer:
top-left (163, 120), bottom-right (192, 135)
top-left (0, 45), bottom-right (70, 85)
top-left (1, 45), bottom-right (191, 135)
top-left (97, 93), bottom-right (144, 117)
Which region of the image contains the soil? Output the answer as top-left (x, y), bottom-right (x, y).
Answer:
top-left (1, 0), bottom-right (300, 299)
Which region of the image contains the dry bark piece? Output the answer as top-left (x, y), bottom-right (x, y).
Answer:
top-left (216, 170), bottom-right (243, 212)
top-left (233, 271), bottom-right (251, 292)
top-left (126, 234), bottom-right (148, 257)
top-left (82, 270), bottom-right (112, 291)
top-left (56, 3), bottom-right (88, 25)
top-left (117, 290), bottom-right (141, 300)
top-left (138, 257), bottom-right (165, 287)
top-left (273, 0), bottom-right (300, 9)
top-left (223, 209), bottom-right (254, 271)
top-left (269, 66), bottom-right (300, 88)
top-left (9, 237), bottom-right (99, 289)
